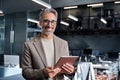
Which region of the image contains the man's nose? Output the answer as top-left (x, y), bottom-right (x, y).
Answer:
top-left (48, 22), bottom-right (52, 26)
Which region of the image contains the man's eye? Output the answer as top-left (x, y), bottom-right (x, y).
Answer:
top-left (43, 20), bottom-right (49, 22)
top-left (51, 20), bottom-right (56, 23)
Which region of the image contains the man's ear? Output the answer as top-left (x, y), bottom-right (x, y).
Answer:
top-left (37, 23), bottom-right (41, 28)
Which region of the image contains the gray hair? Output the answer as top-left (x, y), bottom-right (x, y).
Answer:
top-left (39, 8), bottom-right (58, 20)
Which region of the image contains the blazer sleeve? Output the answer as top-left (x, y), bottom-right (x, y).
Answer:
top-left (21, 42), bottom-right (46, 80)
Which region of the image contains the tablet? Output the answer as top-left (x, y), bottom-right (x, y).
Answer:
top-left (54, 56), bottom-right (79, 68)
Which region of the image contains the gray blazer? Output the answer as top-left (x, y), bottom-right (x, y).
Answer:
top-left (21, 34), bottom-right (69, 80)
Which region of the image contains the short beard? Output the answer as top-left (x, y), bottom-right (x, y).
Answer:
top-left (42, 30), bottom-right (54, 35)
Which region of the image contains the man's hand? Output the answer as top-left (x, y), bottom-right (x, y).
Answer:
top-left (60, 63), bottom-right (74, 74)
top-left (43, 67), bottom-right (61, 78)
top-left (48, 68), bottom-right (61, 78)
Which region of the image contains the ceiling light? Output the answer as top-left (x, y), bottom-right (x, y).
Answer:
top-left (27, 18), bottom-right (39, 24)
top-left (0, 10), bottom-right (3, 14)
top-left (68, 14), bottom-right (78, 21)
top-left (32, 0), bottom-right (51, 9)
top-left (87, 3), bottom-right (103, 8)
top-left (64, 6), bottom-right (78, 9)
top-left (115, 1), bottom-right (120, 4)
top-left (100, 18), bottom-right (107, 24)
top-left (0, 10), bottom-right (4, 16)
top-left (60, 21), bottom-right (69, 26)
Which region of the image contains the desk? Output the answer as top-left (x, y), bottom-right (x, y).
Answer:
top-left (93, 64), bottom-right (116, 80)
top-left (0, 74), bottom-right (24, 80)
top-left (0, 67), bottom-right (24, 80)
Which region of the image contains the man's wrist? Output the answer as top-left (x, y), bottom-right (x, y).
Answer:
top-left (42, 69), bottom-right (49, 78)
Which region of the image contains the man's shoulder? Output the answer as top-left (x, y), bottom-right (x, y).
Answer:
top-left (54, 35), bottom-right (67, 43)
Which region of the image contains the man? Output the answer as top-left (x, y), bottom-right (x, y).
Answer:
top-left (21, 8), bottom-right (74, 80)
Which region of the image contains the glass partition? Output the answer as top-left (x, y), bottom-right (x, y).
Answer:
top-left (0, 16), bottom-right (5, 54)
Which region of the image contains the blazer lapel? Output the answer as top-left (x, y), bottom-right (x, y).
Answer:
top-left (53, 36), bottom-right (60, 64)
top-left (33, 36), bottom-right (47, 67)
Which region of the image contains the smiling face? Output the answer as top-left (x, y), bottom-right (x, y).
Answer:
top-left (40, 12), bottom-right (57, 35)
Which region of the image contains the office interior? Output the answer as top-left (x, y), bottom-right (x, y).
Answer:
top-left (0, 0), bottom-right (120, 80)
